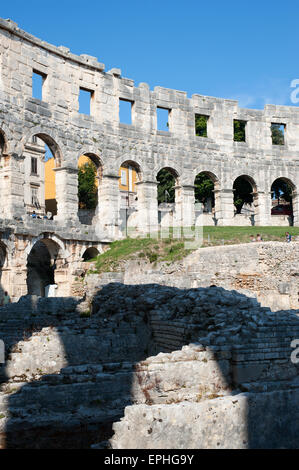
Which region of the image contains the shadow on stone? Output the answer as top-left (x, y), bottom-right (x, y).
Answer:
top-left (0, 283), bottom-right (298, 448)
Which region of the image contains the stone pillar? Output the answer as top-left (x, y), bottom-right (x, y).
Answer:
top-left (254, 191), bottom-right (271, 226)
top-left (174, 185), bottom-right (195, 228)
top-left (292, 190), bottom-right (299, 227)
top-left (135, 181), bottom-right (159, 236)
top-left (97, 175), bottom-right (120, 239)
top-left (54, 167), bottom-right (79, 224)
top-left (215, 189), bottom-right (235, 226)
top-left (0, 153), bottom-right (25, 219)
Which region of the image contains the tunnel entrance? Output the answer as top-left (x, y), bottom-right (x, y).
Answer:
top-left (82, 247), bottom-right (99, 261)
top-left (26, 239), bottom-right (60, 296)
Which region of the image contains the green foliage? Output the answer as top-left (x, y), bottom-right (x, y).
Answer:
top-left (80, 310), bottom-right (91, 318)
top-left (90, 227), bottom-right (299, 275)
top-left (78, 161), bottom-right (98, 210)
top-left (194, 173), bottom-right (214, 204)
top-left (157, 169), bottom-right (175, 203)
top-left (271, 124), bottom-right (285, 145)
top-left (195, 114), bottom-right (208, 137)
top-left (271, 179), bottom-right (293, 203)
top-left (234, 120), bottom-right (246, 142)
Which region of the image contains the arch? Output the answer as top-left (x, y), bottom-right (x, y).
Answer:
top-left (194, 171), bottom-right (219, 210)
top-left (229, 170), bottom-right (260, 191)
top-left (77, 152), bottom-right (104, 225)
top-left (271, 177), bottom-right (296, 225)
top-left (156, 167), bottom-right (180, 206)
top-left (81, 247), bottom-right (100, 261)
top-left (26, 238), bottom-right (59, 296)
top-left (77, 149), bottom-right (104, 172)
top-left (118, 160), bottom-right (142, 235)
top-left (22, 132), bottom-right (64, 218)
top-left (0, 123), bottom-right (13, 156)
top-left (21, 128), bottom-right (64, 166)
top-left (233, 174), bottom-right (258, 192)
top-left (25, 233), bottom-right (69, 258)
top-left (233, 175), bottom-right (258, 224)
top-left (0, 129), bottom-right (7, 156)
top-left (26, 235), bottom-right (69, 297)
top-left (113, 153), bottom-right (144, 177)
top-left (193, 165), bottom-right (221, 186)
top-left (0, 241), bottom-right (7, 269)
top-left (156, 166), bottom-right (180, 184)
top-left (120, 160), bottom-right (142, 181)
top-left (271, 176), bottom-right (296, 192)
top-left (193, 171), bottom-right (221, 226)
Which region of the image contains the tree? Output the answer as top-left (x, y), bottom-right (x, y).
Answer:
top-left (195, 115), bottom-right (208, 137)
top-left (78, 161), bottom-right (98, 210)
top-left (271, 124), bottom-right (285, 145)
top-left (194, 173), bottom-right (214, 205)
top-left (271, 179), bottom-right (293, 203)
top-left (234, 120), bottom-right (246, 142)
top-left (157, 169), bottom-right (175, 204)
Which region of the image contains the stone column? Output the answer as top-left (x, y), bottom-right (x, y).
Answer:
top-left (254, 191), bottom-right (271, 226)
top-left (54, 167), bottom-right (79, 224)
top-left (97, 174), bottom-right (120, 239)
top-left (174, 185), bottom-right (195, 228)
top-left (0, 153), bottom-right (25, 219)
top-left (292, 190), bottom-right (299, 227)
top-left (135, 181), bottom-right (159, 236)
top-left (215, 189), bottom-right (235, 226)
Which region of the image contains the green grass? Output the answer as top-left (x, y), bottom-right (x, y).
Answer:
top-left (202, 226), bottom-right (299, 245)
top-left (90, 226), bottom-right (299, 274)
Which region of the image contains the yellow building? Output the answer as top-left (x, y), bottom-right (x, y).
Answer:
top-left (118, 165), bottom-right (137, 193)
top-left (44, 156), bottom-right (138, 213)
top-left (44, 157), bottom-right (57, 215)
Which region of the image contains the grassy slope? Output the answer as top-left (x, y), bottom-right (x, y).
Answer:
top-left (89, 226), bottom-right (299, 274)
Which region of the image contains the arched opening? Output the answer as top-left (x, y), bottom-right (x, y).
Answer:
top-left (78, 154), bottom-right (103, 225)
top-left (157, 167), bottom-right (179, 227)
top-left (194, 171), bottom-right (220, 225)
top-left (233, 175), bottom-right (257, 225)
top-left (0, 242), bottom-right (8, 303)
top-left (0, 242), bottom-right (6, 269)
top-left (0, 130), bottom-right (6, 158)
top-left (82, 247), bottom-right (99, 262)
top-left (24, 133), bottom-right (62, 219)
top-left (271, 178), bottom-right (295, 226)
top-left (119, 160), bottom-right (142, 235)
top-left (26, 238), bottom-right (61, 297)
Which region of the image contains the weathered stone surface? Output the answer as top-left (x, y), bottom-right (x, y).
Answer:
top-left (0, 279), bottom-right (298, 448)
top-left (110, 390), bottom-right (299, 449)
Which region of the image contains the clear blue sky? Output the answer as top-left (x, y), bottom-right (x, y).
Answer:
top-left (2, 0), bottom-right (299, 110)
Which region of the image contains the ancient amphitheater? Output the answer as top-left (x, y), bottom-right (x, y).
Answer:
top-left (0, 17), bottom-right (299, 299)
top-left (0, 18), bottom-right (298, 449)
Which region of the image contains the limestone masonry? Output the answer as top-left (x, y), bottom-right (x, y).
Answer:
top-left (0, 278), bottom-right (298, 448)
top-left (0, 18), bottom-right (299, 298)
top-left (0, 18), bottom-right (299, 449)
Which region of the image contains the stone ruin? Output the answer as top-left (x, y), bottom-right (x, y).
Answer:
top-left (0, 17), bottom-right (298, 449)
top-left (0, 277), bottom-right (298, 448)
top-left (0, 17), bottom-right (299, 300)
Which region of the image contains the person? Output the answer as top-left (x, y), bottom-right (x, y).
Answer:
top-left (250, 235), bottom-right (256, 242)
top-left (2, 291), bottom-right (11, 306)
top-left (285, 232), bottom-right (292, 243)
top-left (31, 211), bottom-right (37, 219)
top-left (256, 234), bottom-right (262, 242)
